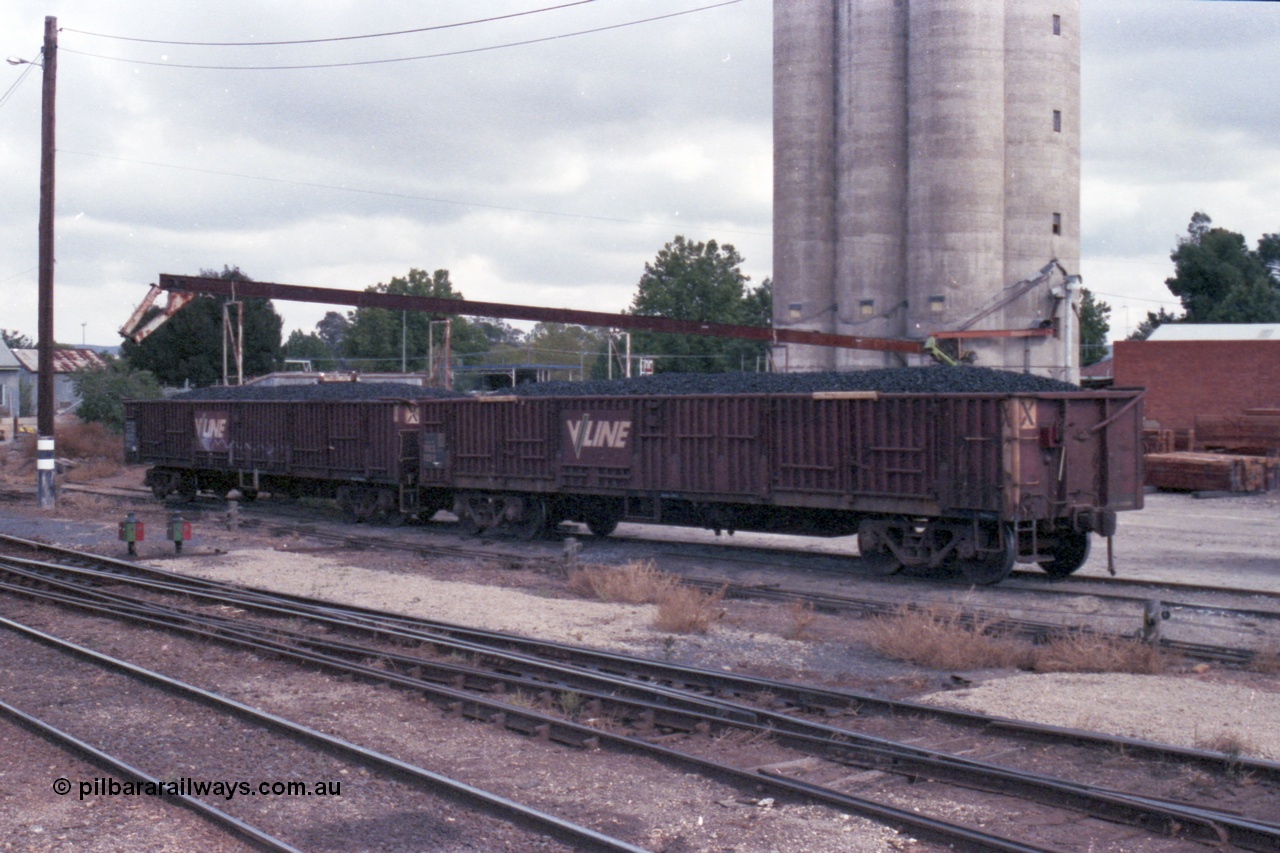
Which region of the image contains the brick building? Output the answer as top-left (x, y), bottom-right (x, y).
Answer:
top-left (1113, 324), bottom-right (1280, 436)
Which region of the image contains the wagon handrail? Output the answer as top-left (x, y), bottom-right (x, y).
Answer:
top-left (1081, 392), bottom-right (1144, 437)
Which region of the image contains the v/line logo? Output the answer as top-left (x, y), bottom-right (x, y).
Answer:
top-left (566, 413), bottom-right (632, 459)
top-left (195, 414), bottom-right (227, 442)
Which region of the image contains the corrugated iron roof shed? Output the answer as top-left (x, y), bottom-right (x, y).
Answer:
top-left (12, 348), bottom-right (108, 373)
top-left (1146, 323), bottom-right (1280, 341)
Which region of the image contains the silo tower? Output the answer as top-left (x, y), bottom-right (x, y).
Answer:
top-left (773, 0), bottom-right (1081, 381)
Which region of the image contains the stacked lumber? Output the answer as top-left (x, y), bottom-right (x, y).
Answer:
top-left (1193, 414), bottom-right (1280, 455)
top-left (1145, 452), bottom-right (1272, 493)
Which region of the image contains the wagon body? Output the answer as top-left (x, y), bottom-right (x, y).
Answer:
top-left (125, 399), bottom-right (420, 511)
top-left (442, 389), bottom-right (1143, 528)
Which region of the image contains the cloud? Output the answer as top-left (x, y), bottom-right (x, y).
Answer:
top-left (1, 0), bottom-right (1277, 349)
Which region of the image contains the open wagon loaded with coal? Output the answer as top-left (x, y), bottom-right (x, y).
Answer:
top-left (436, 366), bottom-right (1143, 584)
top-left (125, 367), bottom-right (1144, 584)
top-left (125, 383), bottom-right (464, 525)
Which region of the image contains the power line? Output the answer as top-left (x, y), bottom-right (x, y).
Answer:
top-left (60, 2), bottom-right (745, 71)
top-left (0, 51), bottom-right (41, 111)
top-left (62, 1), bottom-right (604, 47)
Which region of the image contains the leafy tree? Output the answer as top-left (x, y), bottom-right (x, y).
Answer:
top-left (340, 268), bottom-right (492, 370)
top-left (281, 330), bottom-right (333, 369)
top-left (1258, 232), bottom-right (1280, 281)
top-left (71, 357), bottom-right (162, 433)
top-left (120, 267), bottom-right (283, 387)
top-left (526, 323), bottom-right (607, 365)
top-left (1078, 288), bottom-right (1111, 366)
top-left (1, 329), bottom-right (34, 349)
top-left (626, 236), bottom-right (772, 373)
top-left (1126, 307), bottom-right (1182, 342)
top-left (1165, 212), bottom-right (1280, 324)
top-left (315, 311), bottom-right (350, 353)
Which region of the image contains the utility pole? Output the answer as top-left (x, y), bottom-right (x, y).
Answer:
top-left (36, 16), bottom-right (57, 510)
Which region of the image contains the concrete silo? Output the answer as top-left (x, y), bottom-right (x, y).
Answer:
top-left (773, 0), bottom-right (1082, 381)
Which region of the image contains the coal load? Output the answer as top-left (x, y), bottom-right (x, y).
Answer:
top-left (509, 366), bottom-right (1078, 398)
top-left (170, 382), bottom-right (464, 402)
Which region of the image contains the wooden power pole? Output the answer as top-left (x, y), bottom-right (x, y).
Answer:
top-left (36, 15), bottom-right (57, 509)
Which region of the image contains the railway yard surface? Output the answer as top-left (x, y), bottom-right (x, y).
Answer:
top-left (2, 463), bottom-right (1279, 852)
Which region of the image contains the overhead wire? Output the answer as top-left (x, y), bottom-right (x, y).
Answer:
top-left (0, 51), bottom-right (41, 112)
top-left (62, 1), bottom-right (604, 47)
top-left (59, 1), bottom-right (745, 71)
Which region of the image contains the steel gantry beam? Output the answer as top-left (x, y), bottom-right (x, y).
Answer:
top-left (143, 274), bottom-right (925, 355)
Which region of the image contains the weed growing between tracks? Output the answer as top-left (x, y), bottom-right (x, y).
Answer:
top-left (862, 606), bottom-right (1173, 674)
top-left (568, 561), bottom-right (727, 634)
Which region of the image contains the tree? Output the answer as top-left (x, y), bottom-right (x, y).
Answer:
top-left (120, 267), bottom-right (283, 387)
top-left (1078, 288), bottom-right (1111, 366)
top-left (71, 357), bottom-right (162, 433)
top-left (341, 268), bottom-right (493, 370)
top-left (1165, 212), bottom-right (1280, 324)
top-left (1258, 232), bottom-right (1280, 282)
top-left (315, 311), bottom-right (350, 353)
top-left (522, 323), bottom-right (609, 377)
top-left (626, 236), bottom-right (772, 373)
top-left (1, 329), bottom-right (34, 349)
top-left (1126, 307), bottom-right (1182, 342)
top-left (281, 330), bottom-right (333, 369)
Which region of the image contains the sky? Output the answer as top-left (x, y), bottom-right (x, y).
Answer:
top-left (1, 0), bottom-right (1277, 352)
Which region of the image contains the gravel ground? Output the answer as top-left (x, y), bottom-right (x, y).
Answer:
top-left (920, 672), bottom-right (1280, 760)
top-left (173, 542), bottom-right (1280, 765)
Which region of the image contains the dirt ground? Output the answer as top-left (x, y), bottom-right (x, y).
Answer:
top-left (2, 459), bottom-right (1280, 851)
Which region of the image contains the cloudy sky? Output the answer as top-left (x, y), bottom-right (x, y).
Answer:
top-left (1, 0), bottom-right (1277, 351)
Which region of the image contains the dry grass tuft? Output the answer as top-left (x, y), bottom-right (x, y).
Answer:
top-left (567, 560), bottom-right (725, 634)
top-left (863, 606), bottom-right (1175, 674)
top-left (653, 584), bottom-right (726, 634)
top-left (18, 420), bottom-right (124, 463)
top-left (1197, 732), bottom-right (1255, 760)
top-left (566, 560), bottom-right (678, 604)
top-left (1251, 642), bottom-right (1280, 675)
top-left (862, 605), bottom-right (1032, 670)
top-left (783, 600), bottom-right (819, 641)
top-left (1031, 631), bottom-right (1167, 674)
top-left (63, 458), bottom-right (124, 483)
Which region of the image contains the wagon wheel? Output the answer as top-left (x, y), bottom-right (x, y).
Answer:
top-left (237, 488), bottom-right (258, 503)
top-left (585, 514), bottom-right (619, 538)
top-left (954, 524), bottom-right (1015, 585)
top-left (513, 498), bottom-right (547, 541)
top-left (857, 530), bottom-right (902, 576)
top-left (1038, 529), bottom-right (1091, 578)
top-left (151, 481), bottom-right (173, 500)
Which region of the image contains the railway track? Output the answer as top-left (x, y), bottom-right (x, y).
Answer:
top-left (47, 485), bottom-right (1280, 667)
top-left (4, 537), bottom-right (1279, 852)
top-left (0, 615), bottom-right (641, 853)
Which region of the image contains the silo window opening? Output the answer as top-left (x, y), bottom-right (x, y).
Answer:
top-left (859, 299), bottom-right (875, 317)
top-left (788, 303), bottom-right (803, 320)
top-left (928, 296), bottom-right (946, 314)
top-left (1053, 110), bottom-right (1062, 132)
top-left (1052, 213), bottom-right (1062, 235)
top-left (1053, 14), bottom-right (1061, 36)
